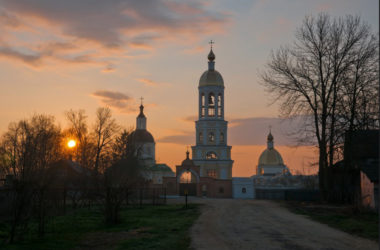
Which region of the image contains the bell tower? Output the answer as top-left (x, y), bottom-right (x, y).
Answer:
top-left (191, 41), bottom-right (233, 179)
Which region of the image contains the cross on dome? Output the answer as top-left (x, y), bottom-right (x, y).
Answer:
top-left (209, 40), bottom-right (214, 49)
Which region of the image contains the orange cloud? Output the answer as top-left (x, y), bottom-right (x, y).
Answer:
top-left (91, 90), bottom-right (137, 114)
top-left (182, 45), bottom-right (205, 55)
top-left (0, 1), bottom-right (230, 69)
top-left (179, 115), bottom-right (198, 123)
top-left (137, 78), bottom-right (159, 87)
top-left (137, 78), bottom-right (170, 87)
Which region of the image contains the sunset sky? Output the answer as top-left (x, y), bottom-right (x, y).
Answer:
top-left (0, 0), bottom-right (378, 176)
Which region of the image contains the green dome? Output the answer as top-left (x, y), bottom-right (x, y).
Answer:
top-left (148, 164), bottom-right (173, 172)
top-left (199, 70), bottom-right (224, 87)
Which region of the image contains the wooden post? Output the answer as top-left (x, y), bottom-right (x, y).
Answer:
top-left (63, 187), bottom-right (67, 214)
top-left (126, 188), bottom-right (129, 206)
top-left (164, 188), bottom-right (167, 205)
top-left (152, 188), bottom-right (155, 205)
top-left (185, 189), bottom-right (188, 208)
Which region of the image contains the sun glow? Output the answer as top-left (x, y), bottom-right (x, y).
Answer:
top-left (67, 139), bottom-right (76, 148)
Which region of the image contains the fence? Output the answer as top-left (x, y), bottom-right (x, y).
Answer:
top-left (255, 188), bottom-right (320, 201)
top-left (0, 186), bottom-right (167, 216)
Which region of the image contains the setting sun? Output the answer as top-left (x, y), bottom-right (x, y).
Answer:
top-left (67, 140), bottom-right (76, 148)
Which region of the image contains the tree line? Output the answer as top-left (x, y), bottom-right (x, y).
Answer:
top-left (0, 107), bottom-right (152, 244)
top-left (0, 107), bottom-right (129, 179)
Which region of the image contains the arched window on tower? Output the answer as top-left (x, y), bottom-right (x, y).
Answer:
top-left (218, 94), bottom-right (222, 117)
top-left (206, 151), bottom-right (218, 159)
top-left (208, 93), bottom-right (215, 117)
top-left (208, 132), bottom-right (215, 142)
top-left (220, 132), bottom-right (224, 144)
top-left (199, 132), bottom-right (203, 144)
top-left (201, 93), bottom-right (205, 117)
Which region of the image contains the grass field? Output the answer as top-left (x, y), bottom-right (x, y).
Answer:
top-left (1, 204), bottom-right (201, 250)
top-left (284, 201), bottom-right (378, 241)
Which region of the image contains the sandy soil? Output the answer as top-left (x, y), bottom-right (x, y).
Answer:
top-left (187, 198), bottom-right (378, 250)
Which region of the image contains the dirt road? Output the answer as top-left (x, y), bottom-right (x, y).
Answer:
top-left (189, 198), bottom-right (378, 250)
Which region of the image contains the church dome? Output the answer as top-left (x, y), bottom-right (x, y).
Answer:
top-left (127, 129), bottom-right (154, 143)
top-left (199, 70), bottom-right (224, 87)
top-left (199, 46), bottom-right (224, 87)
top-left (208, 49), bottom-right (215, 61)
top-left (258, 148), bottom-right (284, 166)
top-left (181, 151), bottom-right (195, 166)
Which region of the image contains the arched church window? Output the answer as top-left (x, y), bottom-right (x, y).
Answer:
top-left (217, 94), bottom-right (222, 117)
top-left (220, 132), bottom-right (224, 143)
top-left (208, 93), bottom-right (215, 117)
top-left (201, 93), bottom-right (205, 117)
top-left (208, 93), bottom-right (215, 105)
top-left (199, 132), bottom-right (203, 144)
top-left (208, 132), bottom-right (214, 142)
top-left (206, 151), bottom-right (217, 159)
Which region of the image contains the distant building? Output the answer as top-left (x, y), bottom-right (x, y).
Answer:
top-left (127, 102), bottom-right (174, 184)
top-left (257, 131), bottom-right (290, 176)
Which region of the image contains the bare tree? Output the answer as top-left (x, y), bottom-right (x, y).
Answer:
top-left (92, 107), bottom-right (119, 174)
top-left (261, 13), bottom-right (379, 199)
top-left (111, 129), bottom-right (132, 163)
top-left (102, 147), bottom-right (143, 224)
top-left (1, 114), bottom-right (62, 242)
top-left (65, 109), bottom-right (95, 169)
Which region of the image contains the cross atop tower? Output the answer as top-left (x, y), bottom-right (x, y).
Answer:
top-left (140, 96), bottom-right (144, 105)
top-left (209, 40), bottom-right (214, 49)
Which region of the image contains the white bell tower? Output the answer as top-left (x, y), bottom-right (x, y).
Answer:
top-left (191, 41), bottom-right (233, 179)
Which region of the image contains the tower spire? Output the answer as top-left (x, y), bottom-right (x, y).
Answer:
top-left (207, 40), bottom-right (215, 70)
top-left (267, 126), bottom-right (274, 149)
top-left (136, 97), bottom-right (146, 129)
top-left (186, 146), bottom-right (190, 159)
top-left (138, 97), bottom-right (145, 118)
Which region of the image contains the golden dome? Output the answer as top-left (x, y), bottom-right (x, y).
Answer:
top-left (199, 70), bottom-right (224, 87)
top-left (258, 148), bottom-right (284, 166)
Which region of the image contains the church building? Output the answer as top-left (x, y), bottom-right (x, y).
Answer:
top-left (257, 130), bottom-right (290, 176)
top-left (191, 45), bottom-right (234, 180)
top-left (127, 102), bottom-right (174, 184)
top-left (162, 45), bottom-right (233, 198)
